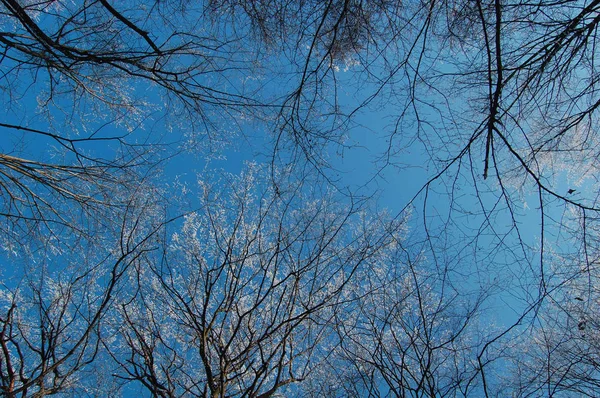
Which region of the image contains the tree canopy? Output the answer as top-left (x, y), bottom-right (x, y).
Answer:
top-left (2, 0), bottom-right (600, 396)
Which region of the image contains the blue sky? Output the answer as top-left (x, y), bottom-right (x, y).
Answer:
top-left (3, 2), bottom-right (600, 394)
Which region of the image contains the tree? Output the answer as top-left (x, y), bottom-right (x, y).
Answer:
top-left (3, 0), bottom-right (600, 396)
top-left (0, 2), bottom-right (259, 392)
top-left (504, 228), bottom-right (600, 397)
top-left (0, 0), bottom-right (268, 252)
top-left (105, 165), bottom-right (403, 397)
top-left (0, 179), bottom-right (165, 397)
top-left (297, 231), bottom-right (497, 398)
top-left (236, 1), bottom-right (600, 394)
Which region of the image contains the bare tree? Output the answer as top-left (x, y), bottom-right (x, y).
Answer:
top-left (0, 3), bottom-right (257, 392)
top-left (0, 0), bottom-right (270, 251)
top-left (503, 220), bottom-right (600, 397)
top-left (3, 1), bottom-right (600, 396)
top-left (299, 233), bottom-right (497, 398)
top-left (0, 179), bottom-right (166, 397)
top-left (105, 164), bottom-right (403, 397)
